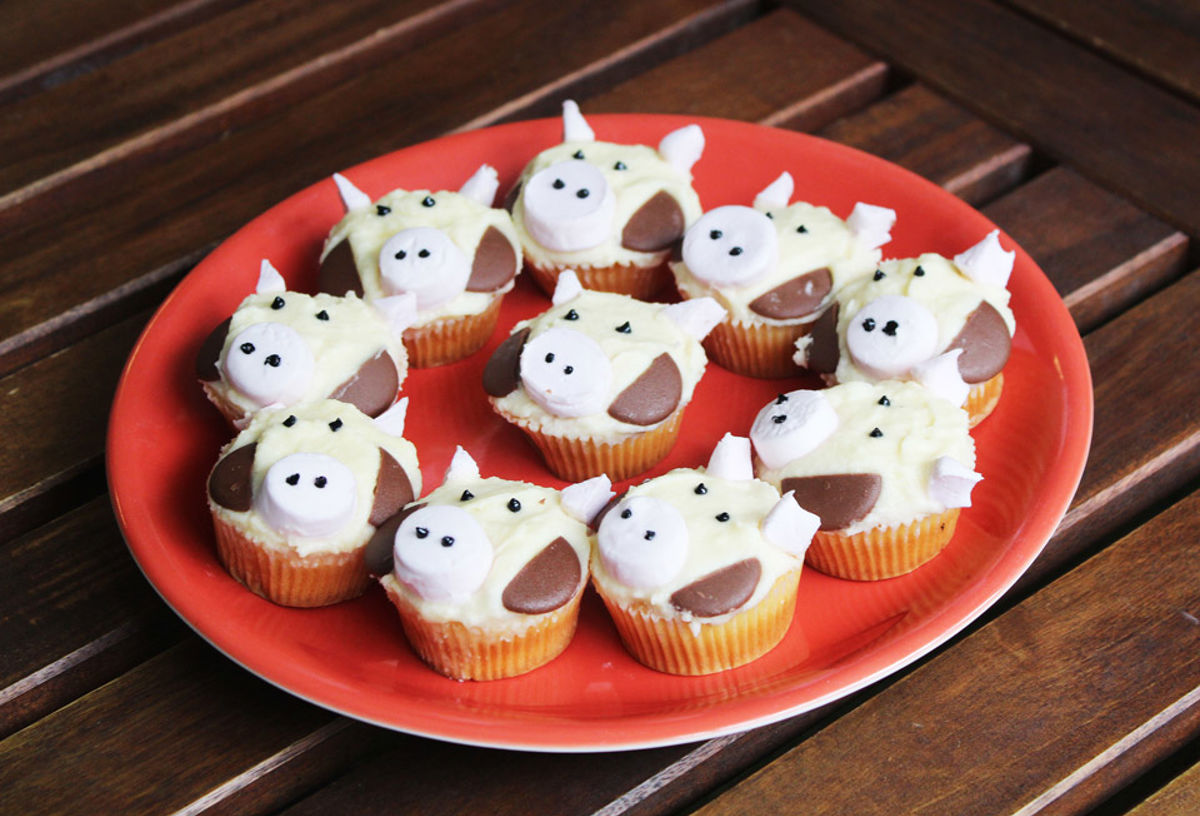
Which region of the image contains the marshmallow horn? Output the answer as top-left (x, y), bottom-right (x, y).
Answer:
top-left (459, 164), bottom-right (500, 207)
top-left (928, 456), bottom-right (983, 509)
top-left (847, 203), bottom-right (896, 251)
top-left (551, 269), bottom-right (584, 305)
top-left (561, 474), bottom-right (614, 525)
top-left (372, 397), bottom-right (409, 438)
top-left (443, 446), bottom-right (481, 482)
top-left (660, 297), bottom-right (726, 341)
top-left (658, 124), bottom-right (705, 174)
top-left (332, 172), bottom-right (372, 213)
top-left (256, 259), bottom-right (287, 294)
top-left (562, 99), bottom-right (595, 142)
top-left (373, 292), bottom-right (419, 336)
top-left (754, 171), bottom-right (794, 210)
top-left (913, 349), bottom-right (970, 408)
top-left (954, 229), bottom-right (1015, 289)
top-left (706, 433), bottom-right (754, 481)
top-left (762, 492), bottom-right (819, 557)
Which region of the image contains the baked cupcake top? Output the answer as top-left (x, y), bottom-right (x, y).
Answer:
top-left (369, 448), bottom-right (612, 628)
top-left (317, 165), bottom-right (521, 327)
top-left (509, 100), bottom-right (704, 271)
top-left (207, 399), bottom-right (421, 556)
top-left (591, 434), bottom-right (817, 624)
top-left (672, 171), bottom-right (895, 326)
top-left (751, 381), bottom-right (981, 535)
top-left (797, 230), bottom-right (1016, 407)
top-left (482, 270), bottom-right (725, 441)
top-left (196, 259), bottom-right (413, 424)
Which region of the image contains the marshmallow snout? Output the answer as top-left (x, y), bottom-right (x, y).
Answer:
top-left (523, 161), bottom-right (616, 252)
top-left (750, 390), bottom-right (839, 470)
top-left (378, 226), bottom-right (470, 309)
top-left (681, 205), bottom-right (777, 287)
top-left (223, 322), bottom-right (315, 407)
top-left (393, 505), bottom-right (494, 603)
top-left (256, 452), bottom-right (357, 538)
top-left (846, 295), bottom-right (940, 379)
top-left (519, 327), bottom-right (613, 417)
top-left (597, 495), bottom-right (689, 590)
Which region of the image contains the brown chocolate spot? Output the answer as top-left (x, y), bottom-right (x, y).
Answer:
top-left (607, 353), bottom-right (682, 426)
top-left (317, 239), bottom-right (364, 297)
top-left (503, 181), bottom-right (522, 214)
top-left (590, 490), bottom-right (627, 532)
top-left (208, 443), bottom-right (257, 512)
top-left (482, 326), bottom-right (530, 397)
top-left (369, 450), bottom-right (415, 526)
top-left (621, 191), bottom-right (685, 252)
top-left (946, 301), bottom-right (1011, 383)
top-left (502, 536), bottom-right (581, 614)
top-left (466, 226), bottom-right (518, 292)
top-left (196, 317), bottom-right (231, 381)
top-left (749, 268), bottom-right (832, 320)
top-left (805, 303), bottom-right (840, 374)
top-left (327, 350), bottom-right (399, 417)
top-left (781, 473), bottom-right (882, 530)
top-left (363, 502), bottom-right (425, 577)
top-left (670, 558), bottom-right (762, 618)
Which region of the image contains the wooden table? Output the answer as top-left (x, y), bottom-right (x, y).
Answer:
top-left (2, 1), bottom-right (1198, 813)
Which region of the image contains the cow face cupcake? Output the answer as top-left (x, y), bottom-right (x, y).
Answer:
top-left (797, 230), bottom-right (1016, 425)
top-left (368, 448), bottom-right (612, 681)
top-left (672, 171), bottom-right (895, 378)
top-left (509, 100), bottom-right (705, 299)
top-left (196, 259), bottom-right (413, 427)
top-left (591, 434), bottom-right (818, 675)
top-left (751, 381), bottom-right (982, 580)
top-left (207, 398), bottom-right (421, 607)
top-left (483, 270), bottom-right (725, 481)
top-left (318, 164), bottom-right (522, 367)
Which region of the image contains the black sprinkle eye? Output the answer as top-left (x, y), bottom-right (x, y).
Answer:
top-left (283, 415), bottom-right (297, 427)
top-left (878, 395), bottom-right (891, 406)
top-left (765, 212), bottom-right (774, 219)
top-left (614, 161), bottom-right (627, 170)
top-left (271, 296), bottom-right (285, 310)
top-left (240, 342), bottom-right (255, 354)
top-left (376, 205), bottom-right (391, 216)
top-left (775, 393), bottom-right (789, 404)
top-left (314, 476), bottom-right (327, 488)
top-left (421, 196), bottom-right (435, 207)
top-left (315, 310), bottom-right (329, 321)
top-left (563, 365), bottom-right (574, 375)
top-left (329, 418), bottom-right (343, 432)
top-left (914, 265), bottom-right (926, 277)
top-left (441, 536), bottom-right (454, 547)
top-left (264, 354), bottom-right (282, 367)
top-left (415, 527), bottom-right (429, 539)
top-left (620, 508), bottom-right (632, 519)
top-left (564, 309), bottom-right (578, 320)
top-left (286, 473), bottom-right (300, 486)
top-left (729, 247), bottom-right (743, 256)
top-left (797, 225), bottom-right (808, 234)
top-left (460, 489), bottom-right (474, 501)
top-left (544, 352), bottom-right (555, 363)
top-left (873, 269), bottom-right (885, 281)
top-left (576, 188), bottom-right (590, 199)
top-left (709, 229), bottom-right (723, 240)
top-left (507, 498), bottom-right (521, 512)
top-left (870, 427), bottom-right (883, 438)
top-left (552, 178), bottom-right (565, 190)
top-left (418, 249), bottom-right (430, 258)
top-left (772, 414), bottom-right (787, 424)
top-left (395, 250), bottom-right (407, 260)
top-left (573, 149), bottom-right (585, 159)
top-left (615, 321), bottom-right (631, 334)
top-left (862, 318), bottom-right (876, 332)
top-left (715, 512), bottom-right (730, 522)
top-left (882, 320), bottom-right (899, 336)
top-left (643, 530), bottom-right (656, 540)
top-left (694, 483), bottom-right (708, 495)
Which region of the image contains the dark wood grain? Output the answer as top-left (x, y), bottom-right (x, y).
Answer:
top-left (1127, 759), bottom-right (1200, 816)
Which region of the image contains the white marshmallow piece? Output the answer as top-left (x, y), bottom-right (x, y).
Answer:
top-left (682, 205), bottom-right (778, 287)
top-left (846, 295), bottom-right (940, 379)
top-left (597, 495), bottom-right (688, 589)
top-left (372, 397), bottom-right (408, 438)
top-left (332, 172), bottom-right (372, 213)
top-left (255, 259), bottom-right (286, 294)
top-left (913, 349), bottom-right (970, 407)
top-left (443, 446), bottom-right (481, 483)
top-left (928, 456), bottom-right (983, 509)
top-left (373, 292), bottom-right (419, 336)
top-left (561, 99), bottom-right (595, 142)
top-left (458, 163), bottom-right (500, 207)
top-left (551, 269), bottom-right (584, 305)
top-left (753, 171), bottom-right (794, 210)
top-left (657, 124), bottom-right (705, 174)
top-left (393, 505), bottom-right (493, 603)
top-left (761, 492), bottom-right (819, 558)
top-left (954, 229), bottom-right (1015, 289)
top-left (750, 389), bottom-right (839, 470)
top-left (561, 475), bottom-right (614, 525)
top-left (519, 328), bottom-right (612, 418)
top-left (706, 433), bottom-right (754, 481)
top-left (847, 202), bottom-right (897, 251)
top-left (378, 226), bottom-right (470, 309)
top-left (523, 161), bottom-right (616, 252)
top-left (659, 297), bottom-right (726, 342)
top-left (256, 453), bottom-right (357, 538)
top-left (224, 322), bottom-right (315, 407)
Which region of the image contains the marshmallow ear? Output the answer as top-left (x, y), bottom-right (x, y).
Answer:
top-left (551, 269), bottom-right (584, 305)
top-left (658, 124), bottom-right (705, 174)
top-left (762, 492), bottom-right (819, 557)
top-left (913, 349), bottom-right (970, 407)
top-left (332, 172), bottom-right (372, 213)
top-left (562, 99), bottom-right (595, 142)
top-left (256, 259), bottom-right (286, 294)
top-left (754, 171), bottom-right (793, 209)
top-left (706, 434), bottom-right (754, 481)
top-left (561, 474), bottom-right (614, 525)
top-left (847, 203), bottom-right (897, 251)
top-left (373, 292), bottom-right (419, 336)
top-left (660, 297), bottom-right (726, 341)
top-left (955, 229), bottom-right (1015, 288)
top-left (372, 397), bottom-right (408, 437)
top-left (459, 163), bottom-right (500, 207)
top-left (928, 456), bottom-right (982, 508)
top-left (443, 446), bottom-right (480, 483)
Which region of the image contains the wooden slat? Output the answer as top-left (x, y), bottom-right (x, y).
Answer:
top-left (691, 487), bottom-right (1200, 816)
top-left (782, 0), bottom-right (1200, 236)
top-left (1127, 760), bottom-right (1200, 816)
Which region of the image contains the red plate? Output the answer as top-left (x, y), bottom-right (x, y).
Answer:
top-left (108, 115), bottom-right (1092, 751)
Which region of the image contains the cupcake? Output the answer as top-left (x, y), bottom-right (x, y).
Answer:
top-left (796, 230), bottom-right (1016, 425)
top-left (207, 398), bottom-right (421, 606)
top-left (508, 100), bottom-right (705, 299)
top-left (368, 448), bottom-right (612, 680)
top-left (196, 259), bottom-right (413, 427)
top-left (317, 164), bottom-right (522, 367)
top-left (750, 381), bottom-right (982, 580)
top-left (671, 171), bottom-right (894, 378)
top-left (482, 270), bottom-right (725, 481)
top-left (591, 434), bottom-right (818, 675)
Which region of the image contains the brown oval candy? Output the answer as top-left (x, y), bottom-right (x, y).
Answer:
top-left (369, 450), bottom-right (415, 526)
top-left (502, 536), bottom-right (582, 614)
top-left (946, 301), bottom-right (1011, 383)
top-left (781, 473), bottom-right (882, 530)
top-left (327, 350), bottom-right (399, 417)
top-left (363, 502), bottom-right (425, 577)
top-left (607, 353), bottom-right (682, 426)
top-left (670, 558), bottom-right (762, 618)
top-left (805, 303), bottom-right (840, 374)
top-left (195, 317), bottom-right (232, 382)
top-left (621, 191), bottom-right (685, 252)
top-left (482, 326), bottom-right (530, 397)
top-left (503, 181), bottom-right (522, 214)
top-left (590, 489), bottom-right (627, 532)
top-left (467, 226), bottom-right (518, 292)
top-left (317, 239), bottom-right (364, 297)
top-left (749, 268), bottom-right (832, 320)
top-left (208, 443), bottom-right (258, 512)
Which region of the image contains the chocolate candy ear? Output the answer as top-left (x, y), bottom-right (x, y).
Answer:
top-left (670, 558), bottom-right (761, 617)
top-left (328, 350), bottom-right (399, 418)
top-left (590, 489), bottom-right (627, 531)
top-left (196, 317), bottom-right (232, 381)
top-left (208, 443), bottom-right (257, 511)
top-left (369, 450), bottom-right (415, 526)
top-left (363, 502), bottom-right (425, 577)
top-left (482, 326), bottom-right (531, 397)
top-left (502, 536), bottom-right (581, 614)
top-left (317, 240), bottom-right (364, 297)
top-left (622, 191), bottom-right (685, 252)
top-left (466, 226), bottom-right (518, 292)
top-left (503, 181), bottom-right (522, 214)
top-left (947, 301), bottom-right (1011, 383)
top-left (805, 303), bottom-right (840, 374)
top-left (749, 268), bottom-right (832, 320)
top-left (607, 353), bottom-right (682, 426)
top-left (781, 473), bottom-right (881, 530)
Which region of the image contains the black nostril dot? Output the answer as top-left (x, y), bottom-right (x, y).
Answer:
top-left (862, 318), bottom-right (876, 332)
top-left (240, 342), bottom-right (255, 354)
top-left (620, 508), bottom-right (632, 519)
top-left (264, 354), bottom-right (281, 367)
top-left (418, 249), bottom-right (430, 258)
top-left (709, 229), bottom-right (723, 240)
top-left (441, 536), bottom-right (454, 547)
top-left (415, 527), bottom-right (429, 538)
top-left (563, 365), bottom-right (574, 374)
top-left (552, 178), bottom-right (565, 189)
top-left (395, 250), bottom-right (407, 260)
top-left (544, 352), bottom-right (555, 363)
top-left (314, 476), bottom-right (327, 488)
top-left (772, 414), bottom-right (787, 424)
top-left (882, 320), bottom-right (899, 336)
top-left (576, 188), bottom-right (590, 199)
top-left (729, 247), bottom-right (743, 256)
top-left (286, 473), bottom-right (300, 485)
top-left (643, 530), bottom-right (656, 540)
